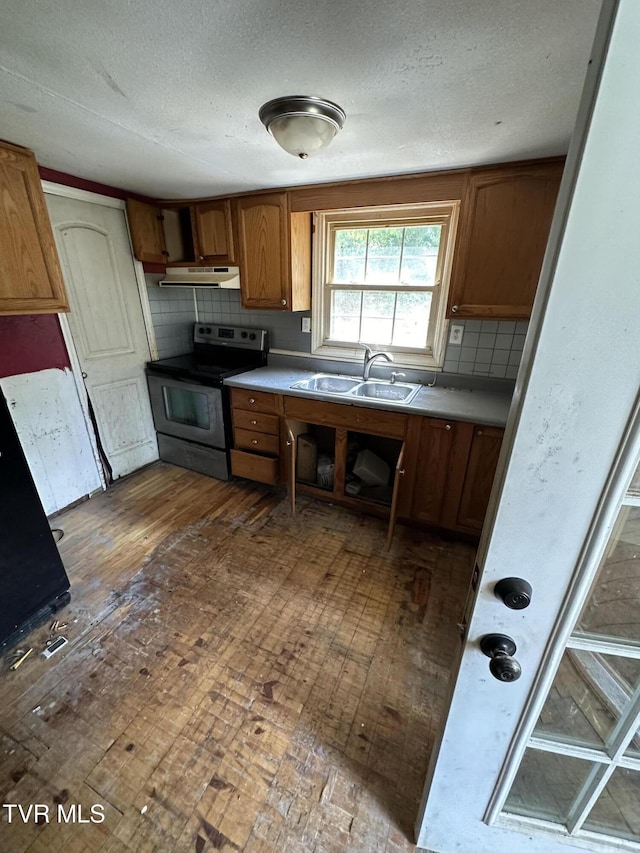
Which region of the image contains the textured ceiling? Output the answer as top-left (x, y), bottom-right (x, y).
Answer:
top-left (0, 0), bottom-right (601, 198)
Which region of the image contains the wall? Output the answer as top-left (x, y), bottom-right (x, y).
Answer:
top-left (145, 279), bottom-right (526, 380)
top-left (0, 315), bottom-right (70, 377)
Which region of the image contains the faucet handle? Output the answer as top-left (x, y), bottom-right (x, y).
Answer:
top-left (358, 342), bottom-right (373, 358)
top-left (390, 372), bottom-right (406, 385)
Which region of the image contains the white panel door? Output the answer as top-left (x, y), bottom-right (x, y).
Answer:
top-left (416, 2), bottom-right (640, 851)
top-left (45, 194), bottom-right (158, 479)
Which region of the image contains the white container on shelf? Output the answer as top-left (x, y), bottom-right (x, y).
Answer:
top-left (353, 449), bottom-right (390, 486)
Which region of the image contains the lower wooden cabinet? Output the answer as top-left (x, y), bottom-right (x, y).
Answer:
top-left (456, 425), bottom-right (504, 531)
top-left (229, 388), bottom-right (281, 485)
top-left (228, 388), bottom-right (504, 539)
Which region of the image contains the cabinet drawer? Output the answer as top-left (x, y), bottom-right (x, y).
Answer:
top-left (230, 388), bottom-right (279, 413)
top-left (234, 428), bottom-right (279, 455)
top-left (284, 396), bottom-right (407, 439)
top-left (230, 449), bottom-right (279, 485)
top-left (233, 409), bottom-right (280, 435)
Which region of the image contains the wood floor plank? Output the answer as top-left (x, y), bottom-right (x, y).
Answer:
top-left (0, 462), bottom-right (474, 852)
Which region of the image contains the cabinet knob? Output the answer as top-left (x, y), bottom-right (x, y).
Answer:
top-left (251, 439), bottom-right (258, 445)
top-left (451, 304), bottom-right (459, 313)
top-left (248, 398), bottom-right (256, 404)
top-left (398, 468), bottom-right (405, 476)
top-left (445, 424), bottom-right (451, 431)
top-left (281, 299), bottom-right (287, 306)
top-left (477, 429), bottom-right (483, 436)
top-left (250, 419), bottom-right (257, 425)
top-left (198, 255), bottom-right (204, 260)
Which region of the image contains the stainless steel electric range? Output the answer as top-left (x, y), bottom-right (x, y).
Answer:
top-left (146, 323), bottom-right (268, 480)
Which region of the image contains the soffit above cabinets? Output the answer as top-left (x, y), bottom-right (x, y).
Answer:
top-left (0, 0), bottom-right (601, 198)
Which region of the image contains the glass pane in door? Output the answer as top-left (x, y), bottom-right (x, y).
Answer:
top-left (576, 506), bottom-right (640, 645)
top-left (582, 767), bottom-right (640, 841)
top-left (163, 386), bottom-right (210, 429)
top-left (503, 750), bottom-right (593, 823)
top-left (533, 650), bottom-right (640, 750)
top-left (502, 493), bottom-right (640, 835)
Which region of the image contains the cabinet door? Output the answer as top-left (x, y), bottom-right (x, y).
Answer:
top-left (234, 193), bottom-right (290, 309)
top-left (193, 200), bottom-right (235, 263)
top-left (411, 417), bottom-right (473, 526)
top-left (126, 198), bottom-right (167, 264)
top-left (386, 442), bottom-right (407, 548)
top-left (447, 162), bottom-right (562, 319)
top-left (457, 425), bottom-right (504, 531)
top-left (0, 142), bottom-right (69, 315)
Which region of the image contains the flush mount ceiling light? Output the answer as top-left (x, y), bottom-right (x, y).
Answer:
top-left (259, 95), bottom-right (346, 159)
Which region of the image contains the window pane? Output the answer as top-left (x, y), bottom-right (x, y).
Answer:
top-left (360, 317), bottom-right (393, 345)
top-left (534, 650), bottom-right (640, 751)
top-left (333, 224), bottom-right (442, 286)
top-left (360, 291), bottom-right (394, 344)
top-left (582, 768), bottom-right (640, 841)
top-left (577, 506), bottom-right (640, 645)
top-left (503, 749), bottom-right (593, 824)
top-left (393, 292), bottom-right (431, 348)
top-left (401, 225), bottom-right (442, 285)
top-left (334, 229), bottom-right (367, 282)
top-left (365, 227), bottom-right (402, 283)
top-left (329, 290), bottom-right (362, 341)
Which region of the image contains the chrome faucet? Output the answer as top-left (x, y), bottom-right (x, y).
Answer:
top-left (362, 345), bottom-right (393, 380)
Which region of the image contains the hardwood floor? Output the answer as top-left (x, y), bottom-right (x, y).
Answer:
top-left (0, 463), bottom-right (475, 852)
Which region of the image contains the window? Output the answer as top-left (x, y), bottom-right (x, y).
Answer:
top-left (312, 202), bottom-right (459, 368)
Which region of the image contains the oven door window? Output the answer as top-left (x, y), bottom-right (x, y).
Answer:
top-left (163, 386), bottom-right (210, 430)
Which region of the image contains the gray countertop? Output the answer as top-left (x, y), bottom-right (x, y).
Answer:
top-left (226, 367), bottom-right (513, 427)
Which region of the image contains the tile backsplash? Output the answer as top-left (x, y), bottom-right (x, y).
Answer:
top-left (443, 319), bottom-right (528, 379)
top-left (146, 277), bottom-right (527, 379)
top-left (146, 276), bottom-right (195, 358)
top-left (196, 290), bottom-right (312, 353)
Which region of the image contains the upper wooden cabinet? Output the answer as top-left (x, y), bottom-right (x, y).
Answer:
top-left (0, 141), bottom-right (69, 315)
top-left (193, 200), bottom-right (235, 264)
top-left (127, 198), bottom-right (236, 266)
top-left (126, 199), bottom-right (166, 264)
top-left (447, 161), bottom-right (563, 319)
top-left (233, 192), bottom-right (311, 311)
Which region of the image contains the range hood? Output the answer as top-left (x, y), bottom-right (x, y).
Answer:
top-left (158, 266), bottom-right (240, 288)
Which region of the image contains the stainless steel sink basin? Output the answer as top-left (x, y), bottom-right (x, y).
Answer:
top-left (291, 374), bottom-right (361, 394)
top-left (351, 381), bottom-right (420, 403)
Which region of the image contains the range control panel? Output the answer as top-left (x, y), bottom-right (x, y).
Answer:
top-left (193, 323), bottom-right (268, 351)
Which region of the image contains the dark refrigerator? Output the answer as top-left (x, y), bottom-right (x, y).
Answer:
top-left (0, 389), bottom-right (70, 652)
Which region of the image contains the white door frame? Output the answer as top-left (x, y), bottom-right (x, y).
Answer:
top-left (416, 0), bottom-right (640, 850)
top-left (42, 181), bottom-right (158, 486)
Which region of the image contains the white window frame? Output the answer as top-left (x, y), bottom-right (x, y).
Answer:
top-left (311, 201), bottom-right (460, 369)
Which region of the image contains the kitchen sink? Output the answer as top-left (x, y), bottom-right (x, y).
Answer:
top-left (291, 374), bottom-right (361, 393)
top-left (352, 381), bottom-right (420, 403)
top-left (290, 373), bottom-right (421, 404)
